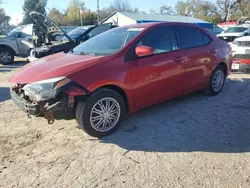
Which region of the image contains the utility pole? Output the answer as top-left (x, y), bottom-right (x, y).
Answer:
top-left (226, 0), bottom-right (233, 21)
top-left (97, 0), bottom-right (100, 25)
top-left (80, 9), bottom-right (83, 26)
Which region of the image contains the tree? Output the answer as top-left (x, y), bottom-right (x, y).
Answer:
top-left (235, 0), bottom-right (250, 17)
top-left (0, 9), bottom-right (10, 25)
top-left (22, 0), bottom-right (47, 24)
top-left (216, 0), bottom-right (241, 21)
top-left (48, 8), bottom-right (65, 25)
top-left (150, 5), bottom-right (175, 15)
top-left (175, 1), bottom-right (191, 16)
top-left (64, 0), bottom-right (86, 26)
top-left (175, 0), bottom-right (222, 23)
top-left (109, 0), bottom-right (133, 12)
top-left (82, 10), bottom-right (97, 25)
top-left (0, 0), bottom-right (11, 25)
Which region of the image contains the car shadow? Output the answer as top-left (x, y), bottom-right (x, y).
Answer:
top-left (100, 77), bottom-right (250, 153)
top-left (0, 87), bottom-right (10, 102)
top-left (0, 60), bottom-right (27, 73)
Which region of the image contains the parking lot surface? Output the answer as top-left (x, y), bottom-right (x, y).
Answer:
top-left (1, 59), bottom-right (250, 187)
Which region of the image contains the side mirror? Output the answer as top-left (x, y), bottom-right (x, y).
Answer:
top-left (135, 46), bottom-right (154, 57)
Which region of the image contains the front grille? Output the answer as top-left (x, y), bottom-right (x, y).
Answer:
top-left (218, 36), bottom-right (236, 42)
top-left (238, 41), bottom-right (250, 47)
top-left (10, 89), bottom-right (40, 116)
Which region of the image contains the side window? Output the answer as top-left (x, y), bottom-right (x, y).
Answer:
top-left (136, 26), bottom-right (177, 54)
top-left (175, 26), bottom-right (205, 49)
top-left (20, 24), bottom-right (33, 38)
top-left (88, 24), bottom-right (112, 38)
top-left (202, 33), bottom-right (212, 44)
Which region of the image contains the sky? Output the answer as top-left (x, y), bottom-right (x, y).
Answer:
top-left (1, 0), bottom-right (177, 25)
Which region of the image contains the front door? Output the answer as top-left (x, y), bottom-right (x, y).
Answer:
top-left (16, 24), bottom-right (33, 56)
top-left (128, 25), bottom-right (187, 109)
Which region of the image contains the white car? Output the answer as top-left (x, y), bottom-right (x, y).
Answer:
top-left (230, 36), bottom-right (250, 71)
top-left (0, 24), bottom-right (33, 64)
top-left (217, 25), bottom-right (250, 43)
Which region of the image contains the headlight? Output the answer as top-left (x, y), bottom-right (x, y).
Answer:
top-left (23, 76), bottom-right (71, 101)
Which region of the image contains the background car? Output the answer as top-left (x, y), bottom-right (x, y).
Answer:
top-left (0, 24), bottom-right (33, 64)
top-left (212, 25), bottom-right (225, 35)
top-left (217, 25), bottom-right (250, 43)
top-left (231, 35), bottom-right (250, 71)
top-left (29, 11), bottom-right (117, 60)
top-left (9, 22), bottom-right (232, 137)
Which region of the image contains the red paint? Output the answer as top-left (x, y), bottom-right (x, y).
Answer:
top-left (233, 59), bottom-right (250, 64)
top-left (135, 46), bottom-right (154, 57)
top-left (9, 22), bottom-right (232, 113)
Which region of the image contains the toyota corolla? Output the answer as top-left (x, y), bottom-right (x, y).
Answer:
top-left (9, 22), bottom-right (232, 137)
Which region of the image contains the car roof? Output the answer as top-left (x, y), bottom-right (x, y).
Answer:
top-left (119, 22), bottom-right (201, 29)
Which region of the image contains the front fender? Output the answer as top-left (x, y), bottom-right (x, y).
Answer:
top-left (86, 80), bottom-right (136, 113)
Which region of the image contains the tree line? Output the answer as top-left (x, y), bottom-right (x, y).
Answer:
top-left (1, 0), bottom-right (250, 26)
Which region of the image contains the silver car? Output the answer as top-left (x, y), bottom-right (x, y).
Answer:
top-left (0, 24), bottom-right (33, 64)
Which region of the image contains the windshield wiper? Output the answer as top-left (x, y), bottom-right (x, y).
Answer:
top-left (79, 52), bottom-right (97, 56)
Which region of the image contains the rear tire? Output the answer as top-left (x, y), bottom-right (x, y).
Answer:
top-left (205, 65), bottom-right (226, 95)
top-left (0, 47), bottom-right (14, 65)
top-left (76, 88), bottom-right (126, 137)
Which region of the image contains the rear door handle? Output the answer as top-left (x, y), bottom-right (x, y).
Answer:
top-left (174, 56), bottom-right (187, 63)
top-left (209, 49), bottom-right (217, 53)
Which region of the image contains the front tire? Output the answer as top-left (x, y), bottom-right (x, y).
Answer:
top-left (76, 88), bottom-right (126, 137)
top-left (0, 47), bottom-right (14, 65)
top-left (205, 65), bottom-right (226, 95)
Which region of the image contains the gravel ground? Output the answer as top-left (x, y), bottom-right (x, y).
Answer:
top-left (1, 59), bottom-right (250, 188)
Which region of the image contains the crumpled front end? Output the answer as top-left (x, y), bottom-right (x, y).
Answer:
top-left (10, 78), bottom-right (89, 124)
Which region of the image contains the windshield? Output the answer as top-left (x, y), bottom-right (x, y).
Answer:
top-left (225, 27), bottom-right (248, 33)
top-left (71, 27), bottom-right (144, 56)
top-left (62, 27), bottom-right (87, 40)
top-left (8, 25), bottom-right (25, 37)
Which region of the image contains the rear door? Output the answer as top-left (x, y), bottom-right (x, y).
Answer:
top-left (174, 25), bottom-right (216, 93)
top-left (128, 25), bottom-right (187, 109)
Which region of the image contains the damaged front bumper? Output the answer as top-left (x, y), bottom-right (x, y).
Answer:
top-left (10, 89), bottom-right (40, 116)
top-left (10, 82), bottom-right (89, 124)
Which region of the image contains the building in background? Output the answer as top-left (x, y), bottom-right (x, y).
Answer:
top-left (101, 12), bottom-right (213, 30)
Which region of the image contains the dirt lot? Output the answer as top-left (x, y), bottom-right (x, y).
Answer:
top-left (1, 59), bottom-right (250, 188)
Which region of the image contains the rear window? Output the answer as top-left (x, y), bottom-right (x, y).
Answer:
top-left (225, 27), bottom-right (248, 33)
top-left (175, 26), bottom-right (210, 49)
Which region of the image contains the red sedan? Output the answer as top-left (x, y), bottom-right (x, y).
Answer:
top-left (9, 22), bottom-right (232, 137)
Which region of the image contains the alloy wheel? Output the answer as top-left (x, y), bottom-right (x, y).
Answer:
top-left (90, 97), bottom-right (121, 132)
top-left (212, 69), bottom-right (225, 92)
top-left (0, 51), bottom-right (12, 63)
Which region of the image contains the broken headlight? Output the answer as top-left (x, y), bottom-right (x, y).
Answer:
top-left (23, 76), bottom-right (71, 101)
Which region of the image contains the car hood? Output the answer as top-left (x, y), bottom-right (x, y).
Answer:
top-left (217, 32), bottom-right (244, 37)
top-left (29, 11), bottom-right (72, 44)
top-left (234, 36), bottom-right (250, 41)
top-left (9, 52), bottom-right (105, 83)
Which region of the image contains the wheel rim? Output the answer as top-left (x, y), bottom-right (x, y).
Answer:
top-left (212, 70), bottom-right (225, 92)
top-left (0, 51), bottom-right (12, 63)
top-left (90, 97), bottom-right (121, 132)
